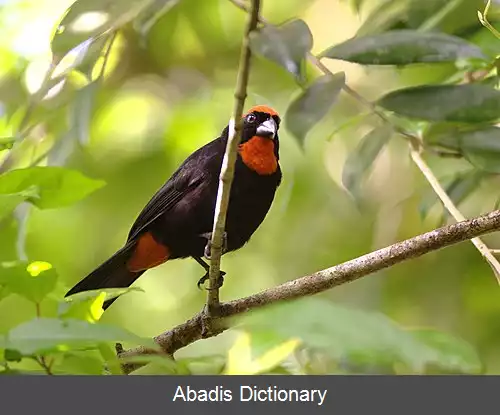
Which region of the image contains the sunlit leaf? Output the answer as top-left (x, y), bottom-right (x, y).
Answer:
top-left (1, 318), bottom-right (158, 355)
top-left (249, 19), bottom-right (313, 79)
top-left (224, 331), bottom-right (300, 375)
top-left (0, 167), bottom-right (105, 210)
top-left (27, 261), bottom-right (53, 277)
top-left (224, 331), bottom-right (252, 375)
top-left (236, 298), bottom-right (481, 373)
top-left (51, 0), bottom-right (155, 60)
top-left (60, 292), bottom-right (106, 323)
top-left (321, 30), bottom-right (485, 65)
top-left (378, 84), bottom-right (500, 123)
top-left (285, 72), bottom-right (346, 146)
top-left (0, 262), bottom-right (58, 304)
top-left (342, 125), bottom-right (393, 199)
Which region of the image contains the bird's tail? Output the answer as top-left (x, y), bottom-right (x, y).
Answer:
top-left (65, 242), bottom-right (144, 310)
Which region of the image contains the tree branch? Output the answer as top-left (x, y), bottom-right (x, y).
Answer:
top-left (205, 0), bottom-right (261, 316)
top-left (120, 209), bottom-right (500, 372)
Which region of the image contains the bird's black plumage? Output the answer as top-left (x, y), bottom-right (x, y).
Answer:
top-left (66, 107), bottom-right (282, 309)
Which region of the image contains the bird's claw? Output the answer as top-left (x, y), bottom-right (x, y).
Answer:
top-left (197, 270), bottom-right (226, 290)
top-left (200, 231), bottom-right (228, 260)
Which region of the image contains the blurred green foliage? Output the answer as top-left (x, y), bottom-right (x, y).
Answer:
top-left (1, 0), bottom-right (500, 375)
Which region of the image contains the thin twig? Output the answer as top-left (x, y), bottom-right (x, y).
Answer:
top-left (205, 0), bottom-right (261, 316)
top-left (36, 356), bottom-right (54, 375)
top-left (120, 209), bottom-right (500, 372)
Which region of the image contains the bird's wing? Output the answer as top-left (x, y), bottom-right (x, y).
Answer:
top-left (127, 139), bottom-right (222, 241)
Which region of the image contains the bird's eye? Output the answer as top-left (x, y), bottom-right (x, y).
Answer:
top-left (246, 113), bottom-right (257, 123)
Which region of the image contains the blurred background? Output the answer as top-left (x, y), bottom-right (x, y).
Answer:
top-left (1, 0), bottom-right (500, 373)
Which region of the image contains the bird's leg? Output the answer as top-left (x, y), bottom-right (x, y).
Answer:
top-left (192, 256), bottom-right (226, 290)
top-left (199, 231), bottom-right (228, 260)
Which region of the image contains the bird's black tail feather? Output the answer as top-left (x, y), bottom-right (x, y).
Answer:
top-left (65, 242), bottom-right (144, 310)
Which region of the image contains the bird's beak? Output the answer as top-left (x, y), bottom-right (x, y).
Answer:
top-left (256, 118), bottom-right (277, 139)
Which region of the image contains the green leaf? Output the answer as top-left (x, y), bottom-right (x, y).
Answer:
top-left (60, 292), bottom-right (106, 323)
top-left (4, 349), bottom-right (22, 362)
top-left (0, 262), bottom-right (58, 304)
top-left (410, 329), bottom-right (482, 374)
top-left (54, 351), bottom-right (105, 375)
top-left (0, 167), bottom-right (105, 210)
top-left (249, 19), bottom-right (313, 79)
top-left (236, 298), bottom-right (480, 373)
top-left (51, 0), bottom-right (155, 60)
top-left (2, 318), bottom-right (158, 355)
top-left (342, 125), bottom-right (393, 199)
top-left (285, 72), bottom-right (346, 145)
top-left (426, 126), bottom-right (500, 173)
top-left (378, 84), bottom-right (500, 123)
top-left (321, 30), bottom-right (485, 65)
top-left (419, 170), bottom-right (485, 220)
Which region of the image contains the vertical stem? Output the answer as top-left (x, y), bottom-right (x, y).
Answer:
top-left (206, 0), bottom-right (262, 315)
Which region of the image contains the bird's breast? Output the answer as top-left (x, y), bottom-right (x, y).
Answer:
top-left (238, 136), bottom-right (278, 175)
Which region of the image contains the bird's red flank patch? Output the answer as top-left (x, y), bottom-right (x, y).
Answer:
top-left (239, 136), bottom-right (278, 175)
top-left (243, 105), bottom-right (279, 117)
top-left (127, 232), bottom-right (170, 272)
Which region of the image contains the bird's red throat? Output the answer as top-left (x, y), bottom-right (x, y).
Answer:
top-left (238, 136), bottom-right (278, 175)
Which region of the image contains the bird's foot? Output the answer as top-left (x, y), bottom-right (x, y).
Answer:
top-left (197, 270), bottom-right (226, 290)
top-left (200, 231), bottom-right (228, 260)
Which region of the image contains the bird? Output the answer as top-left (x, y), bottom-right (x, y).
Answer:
top-left (65, 105), bottom-right (282, 310)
